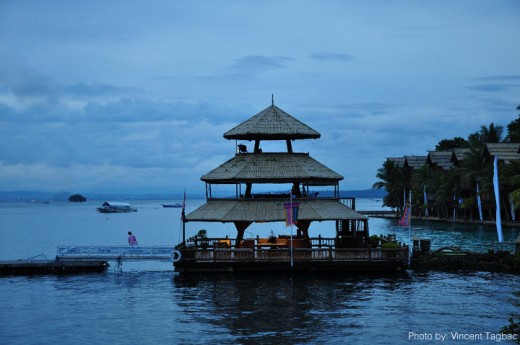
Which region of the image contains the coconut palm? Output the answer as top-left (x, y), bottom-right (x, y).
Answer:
top-left (412, 164), bottom-right (435, 216)
top-left (373, 160), bottom-right (408, 211)
top-left (501, 160), bottom-right (520, 218)
top-left (468, 122), bottom-right (503, 148)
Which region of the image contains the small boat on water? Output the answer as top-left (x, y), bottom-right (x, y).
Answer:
top-left (97, 202), bottom-right (137, 213)
top-left (162, 203), bottom-right (182, 208)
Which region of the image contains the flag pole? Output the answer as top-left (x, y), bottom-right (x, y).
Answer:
top-left (408, 189), bottom-right (413, 266)
top-left (493, 155), bottom-right (504, 243)
top-left (408, 189), bottom-right (412, 239)
top-left (182, 189), bottom-right (186, 247)
top-left (290, 191), bottom-right (294, 268)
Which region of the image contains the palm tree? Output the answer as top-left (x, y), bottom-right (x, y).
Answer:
top-left (412, 164), bottom-right (435, 216)
top-left (468, 122), bottom-right (503, 148)
top-left (458, 146), bottom-right (493, 220)
top-left (373, 160), bottom-right (408, 212)
top-left (501, 159), bottom-right (520, 219)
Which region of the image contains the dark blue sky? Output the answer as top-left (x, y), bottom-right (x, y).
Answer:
top-left (0, 1), bottom-right (519, 194)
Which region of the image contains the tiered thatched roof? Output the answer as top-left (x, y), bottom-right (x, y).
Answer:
top-left (185, 101), bottom-right (365, 225)
top-left (201, 153), bottom-right (343, 184)
top-left (223, 104), bottom-right (321, 140)
top-left (185, 199), bottom-right (366, 223)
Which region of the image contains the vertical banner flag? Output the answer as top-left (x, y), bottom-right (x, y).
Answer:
top-left (398, 206), bottom-right (410, 227)
top-left (453, 194), bottom-right (456, 220)
top-left (423, 185), bottom-right (428, 217)
top-left (477, 183), bottom-right (483, 221)
top-left (510, 193), bottom-right (516, 222)
top-left (284, 202), bottom-right (300, 227)
top-left (493, 155), bottom-right (504, 243)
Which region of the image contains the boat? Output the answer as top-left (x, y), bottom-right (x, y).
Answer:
top-left (174, 99), bottom-right (408, 274)
top-left (96, 202), bottom-right (137, 213)
top-left (162, 203), bottom-right (182, 208)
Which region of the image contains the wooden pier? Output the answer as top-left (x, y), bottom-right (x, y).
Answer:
top-left (0, 246), bottom-right (178, 276)
top-left (0, 259), bottom-right (108, 276)
top-left (358, 210), bottom-right (398, 218)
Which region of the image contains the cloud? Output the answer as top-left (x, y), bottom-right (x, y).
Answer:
top-left (310, 52), bottom-right (354, 62)
top-left (63, 83), bottom-right (139, 97)
top-left (0, 95), bottom-right (238, 194)
top-left (228, 55), bottom-right (294, 79)
top-left (473, 75), bottom-right (520, 82)
top-left (0, 0), bottom-right (519, 194)
top-left (466, 84), bottom-right (520, 92)
top-left (467, 75), bottom-right (520, 92)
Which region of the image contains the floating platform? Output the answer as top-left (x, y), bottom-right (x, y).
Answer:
top-left (0, 259), bottom-right (108, 276)
top-left (175, 259), bottom-right (406, 274)
top-left (174, 246), bottom-right (409, 274)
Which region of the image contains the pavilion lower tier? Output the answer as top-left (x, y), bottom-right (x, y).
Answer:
top-left (174, 246), bottom-right (409, 274)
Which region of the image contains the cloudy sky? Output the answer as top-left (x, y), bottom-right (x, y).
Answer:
top-left (0, 1), bottom-right (519, 196)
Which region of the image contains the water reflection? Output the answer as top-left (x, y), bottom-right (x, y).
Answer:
top-left (173, 273), bottom-right (411, 344)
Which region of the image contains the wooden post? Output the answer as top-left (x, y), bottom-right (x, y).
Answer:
top-left (234, 221), bottom-right (251, 247)
top-left (286, 139), bottom-right (293, 153)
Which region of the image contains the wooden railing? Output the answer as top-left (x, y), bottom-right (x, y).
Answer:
top-left (180, 247), bottom-right (408, 263)
top-left (191, 236), bottom-right (339, 249)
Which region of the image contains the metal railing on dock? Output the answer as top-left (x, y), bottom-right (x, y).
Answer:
top-left (57, 245), bottom-right (176, 261)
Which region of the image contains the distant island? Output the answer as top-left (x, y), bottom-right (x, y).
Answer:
top-left (68, 194), bottom-right (87, 202)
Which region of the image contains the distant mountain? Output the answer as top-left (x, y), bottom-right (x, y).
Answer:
top-left (0, 191), bottom-right (199, 202)
top-left (340, 189), bottom-right (387, 198)
top-left (0, 191), bottom-right (70, 202)
top-left (0, 189), bottom-right (386, 202)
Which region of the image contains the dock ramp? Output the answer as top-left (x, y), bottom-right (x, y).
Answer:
top-left (57, 245), bottom-right (177, 262)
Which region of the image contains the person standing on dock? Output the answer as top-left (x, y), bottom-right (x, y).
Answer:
top-left (128, 231), bottom-right (138, 246)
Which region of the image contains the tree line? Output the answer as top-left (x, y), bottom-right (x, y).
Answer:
top-left (373, 106), bottom-right (520, 221)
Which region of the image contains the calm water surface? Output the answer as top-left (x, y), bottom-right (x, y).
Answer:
top-left (0, 199), bottom-right (519, 344)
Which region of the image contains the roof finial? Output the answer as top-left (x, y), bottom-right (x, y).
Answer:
top-left (271, 94), bottom-right (274, 106)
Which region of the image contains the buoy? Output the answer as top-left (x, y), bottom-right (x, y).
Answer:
top-left (170, 250), bottom-right (182, 262)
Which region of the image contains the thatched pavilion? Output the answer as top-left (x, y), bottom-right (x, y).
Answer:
top-left (185, 100), bottom-right (368, 248)
top-left (175, 100), bottom-right (408, 273)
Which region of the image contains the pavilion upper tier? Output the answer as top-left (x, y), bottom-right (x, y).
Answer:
top-left (200, 101), bottom-right (345, 200)
top-left (224, 102), bottom-right (320, 153)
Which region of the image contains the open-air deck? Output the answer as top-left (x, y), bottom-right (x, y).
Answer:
top-left (175, 236), bottom-right (409, 273)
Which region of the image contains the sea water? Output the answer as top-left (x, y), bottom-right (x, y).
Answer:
top-left (0, 199), bottom-right (519, 344)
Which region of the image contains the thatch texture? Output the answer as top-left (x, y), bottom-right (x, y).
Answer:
top-left (201, 153), bottom-right (343, 184)
top-left (427, 151), bottom-right (453, 170)
top-left (223, 104), bottom-right (321, 140)
top-left (451, 148), bottom-right (470, 163)
top-left (387, 157), bottom-right (405, 167)
top-left (404, 156), bottom-right (427, 170)
top-left (185, 199), bottom-right (366, 222)
top-left (484, 143), bottom-right (520, 164)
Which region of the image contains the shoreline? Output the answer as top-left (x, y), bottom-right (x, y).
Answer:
top-left (410, 248), bottom-right (520, 275)
top-left (366, 213), bottom-right (520, 228)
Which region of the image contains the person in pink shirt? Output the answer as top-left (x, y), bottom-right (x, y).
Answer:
top-left (128, 231), bottom-right (138, 246)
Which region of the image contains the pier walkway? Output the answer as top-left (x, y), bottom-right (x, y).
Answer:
top-left (56, 245), bottom-right (177, 262)
top-left (358, 210), bottom-right (398, 218)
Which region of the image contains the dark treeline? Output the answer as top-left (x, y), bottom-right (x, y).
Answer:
top-left (373, 105), bottom-right (520, 222)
